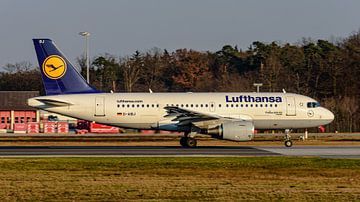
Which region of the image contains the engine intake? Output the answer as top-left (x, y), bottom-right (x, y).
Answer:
top-left (207, 121), bottom-right (254, 141)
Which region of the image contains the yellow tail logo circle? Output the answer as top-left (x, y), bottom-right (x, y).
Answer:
top-left (42, 55), bottom-right (67, 79)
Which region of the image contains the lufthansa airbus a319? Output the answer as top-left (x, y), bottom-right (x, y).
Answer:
top-left (28, 39), bottom-right (334, 147)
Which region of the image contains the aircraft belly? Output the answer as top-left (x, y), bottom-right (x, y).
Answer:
top-left (254, 119), bottom-right (325, 129)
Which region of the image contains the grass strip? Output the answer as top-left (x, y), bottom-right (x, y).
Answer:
top-left (0, 157), bottom-right (359, 201)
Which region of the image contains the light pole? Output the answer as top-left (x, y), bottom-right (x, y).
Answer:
top-left (79, 31), bottom-right (90, 83)
top-left (253, 83), bottom-right (263, 93)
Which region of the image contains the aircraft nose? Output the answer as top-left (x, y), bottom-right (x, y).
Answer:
top-left (322, 108), bottom-right (334, 124)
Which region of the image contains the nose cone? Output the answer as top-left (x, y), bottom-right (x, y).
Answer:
top-left (322, 108), bottom-right (335, 125)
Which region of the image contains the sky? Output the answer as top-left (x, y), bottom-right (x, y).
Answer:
top-left (0, 0), bottom-right (360, 68)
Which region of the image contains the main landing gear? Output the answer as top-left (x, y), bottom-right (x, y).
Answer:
top-left (180, 133), bottom-right (197, 148)
top-left (284, 129), bottom-right (293, 147)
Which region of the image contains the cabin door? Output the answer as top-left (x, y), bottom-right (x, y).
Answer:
top-left (286, 96), bottom-right (296, 116)
top-left (95, 97), bottom-right (105, 116)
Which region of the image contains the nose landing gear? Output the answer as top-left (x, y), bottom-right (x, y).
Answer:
top-left (284, 129), bottom-right (293, 147)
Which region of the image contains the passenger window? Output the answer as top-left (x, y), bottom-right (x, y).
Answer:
top-left (275, 104), bottom-right (278, 107)
top-left (205, 104), bottom-right (208, 107)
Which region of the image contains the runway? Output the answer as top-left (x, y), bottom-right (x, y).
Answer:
top-left (0, 146), bottom-right (359, 158)
top-left (0, 146), bottom-right (277, 157)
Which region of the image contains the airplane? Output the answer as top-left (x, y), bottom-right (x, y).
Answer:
top-left (46, 64), bottom-right (63, 72)
top-left (28, 39), bottom-right (334, 147)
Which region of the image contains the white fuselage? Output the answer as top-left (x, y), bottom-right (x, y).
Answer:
top-left (28, 92), bottom-right (334, 131)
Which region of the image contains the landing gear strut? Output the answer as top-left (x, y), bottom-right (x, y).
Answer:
top-left (180, 133), bottom-right (197, 148)
top-left (284, 129), bottom-right (293, 147)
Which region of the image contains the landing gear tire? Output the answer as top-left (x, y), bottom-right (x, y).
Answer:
top-left (180, 137), bottom-right (187, 147)
top-left (284, 129), bottom-right (293, 147)
top-left (186, 137), bottom-right (197, 148)
top-left (180, 137), bottom-right (197, 148)
top-left (285, 140), bottom-right (293, 147)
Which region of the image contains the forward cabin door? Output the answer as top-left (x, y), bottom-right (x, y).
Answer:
top-left (286, 96), bottom-right (296, 116)
top-left (95, 97), bottom-right (105, 116)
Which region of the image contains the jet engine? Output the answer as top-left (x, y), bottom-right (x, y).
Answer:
top-left (207, 121), bottom-right (254, 141)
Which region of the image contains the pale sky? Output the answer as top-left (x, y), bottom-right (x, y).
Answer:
top-left (0, 0), bottom-right (359, 67)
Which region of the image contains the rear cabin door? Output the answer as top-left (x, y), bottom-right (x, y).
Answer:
top-left (95, 97), bottom-right (105, 116)
top-left (286, 96), bottom-right (296, 116)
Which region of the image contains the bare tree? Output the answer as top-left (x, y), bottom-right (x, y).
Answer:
top-left (121, 51), bottom-right (143, 92)
top-left (340, 96), bottom-right (359, 132)
top-left (3, 61), bottom-right (33, 73)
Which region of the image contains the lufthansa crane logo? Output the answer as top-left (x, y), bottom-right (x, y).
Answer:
top-left (42, 55), bottom-right (67, 79)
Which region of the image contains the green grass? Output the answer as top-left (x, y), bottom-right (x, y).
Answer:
top-left (0, 157), bottom-right (359, 201)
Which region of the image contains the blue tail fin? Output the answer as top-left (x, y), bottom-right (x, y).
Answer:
top-left (33, 38), bottom-right (99, 95)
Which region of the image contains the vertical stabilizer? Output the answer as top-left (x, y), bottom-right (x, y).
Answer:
top-left (33, 38), bottom-right (99, 95)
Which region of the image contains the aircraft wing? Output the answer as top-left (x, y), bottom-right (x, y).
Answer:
top-left (164, 106), bottom-right (233, 127)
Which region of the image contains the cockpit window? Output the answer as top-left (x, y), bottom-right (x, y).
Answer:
top-left (307, 102), bottom-right (320, 108)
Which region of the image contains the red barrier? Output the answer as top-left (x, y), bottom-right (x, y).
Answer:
top-left (14, 123), bottom-right (27, 133)
top-left (318, 125), bottom-right (326, 133)
top-left (44, 122), bottom-right (56, 133)
top-left (57, 122), bottom-right (69, 134)
top-left (90, 123), bottom-right (119, 133)
top-left (142, 130), bottom-right (155, 134)
top-left (27, 122), bottom-right (39, 133)
top-left (0, 123), bottom-right (9, 129)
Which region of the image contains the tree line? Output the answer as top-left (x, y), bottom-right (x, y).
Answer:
top-left (1, 32), bottom-right (359, 132)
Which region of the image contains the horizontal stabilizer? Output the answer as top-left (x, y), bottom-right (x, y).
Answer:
top-left (36, 98), bottom-right (73, 106)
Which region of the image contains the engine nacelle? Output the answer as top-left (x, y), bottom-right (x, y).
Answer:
top-left (207, 121), bottom-right (254, 141)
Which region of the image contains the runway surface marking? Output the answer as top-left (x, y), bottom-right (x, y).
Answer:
top-left (259, 146), bottom-right (360, 158)
top-left (0, 146), bottom-right (278, 157)
top-left (0, 146), bottom-right (358, 158)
